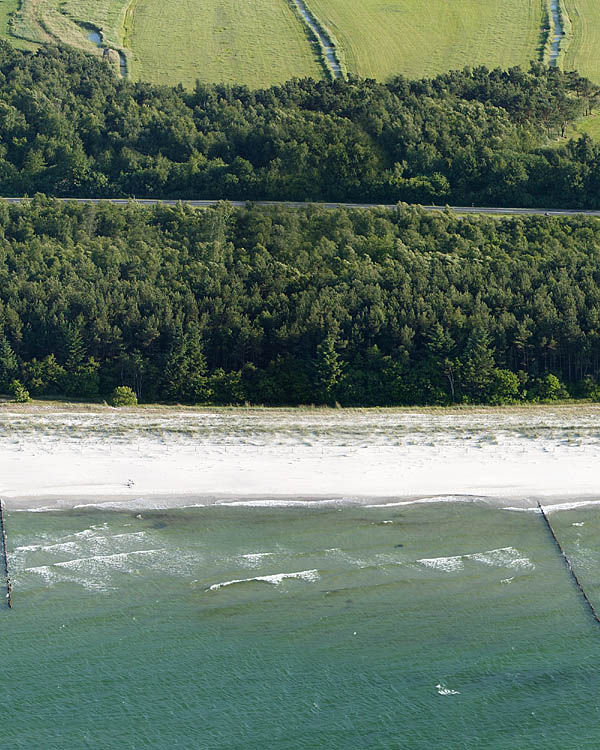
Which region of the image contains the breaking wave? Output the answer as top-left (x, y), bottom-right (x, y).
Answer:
top-left (208, 569), bottom-right (319, 591)
top-left (418, 547), bottom-right (533, 573)
top-left (216, 499), bottom-right (342, 507)
top-left (367, 495), bottom-right (491, 508)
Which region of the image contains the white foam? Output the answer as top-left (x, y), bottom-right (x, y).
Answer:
top-left (543, 500), bottom-right (600, 513)
top-left (501, 506), bottom-right (540, 513)
top-left (71, 524), bottom-right (108, 538)
top-left (468, 546), bottom-right (534, 571)
top-left (12, 506), bottom-right (62, 512)
top-left (436, 683), bottom-right (460, 696)
top-left (366, 495), bottom-right (488, 508)
top-left (241, 552), bottom-right (274, 564)
top-left (419, 546), bottom-right (533, 573)
top-left (241, 552), bottom-right (275, 567)
top-left (38, 541), bottom-right (80, 554)
top-left (209, 569), bottom-right (319, 591)
top-left (418, 555), bottom-right (464, 572)
top-left (573, 522), bottom-right (585, 527)
top-left (72, 500), bottom-right (172, 511)
top-left (217, 499), bottom-right (340, 507)
top-left (54, 548), bottom-right (161, 571)
top-left (23, 563), bottom-right (112, 593)
top-left (25, 565), bottom-right (57, 585)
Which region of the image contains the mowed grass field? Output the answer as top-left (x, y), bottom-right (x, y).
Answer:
top-left (126, 0), bottom-right (323, 88)
top-left (5, 0), bottom-right (600, 92)
top-left (307, 0), bottom-right (543, 80)
top-left (562, 0), bottom-right (600, 83)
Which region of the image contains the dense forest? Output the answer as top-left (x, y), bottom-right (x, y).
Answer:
top-left (1, 197), bottom-right (600, 405)
top-left (0, 43), bottom-right (600, 206)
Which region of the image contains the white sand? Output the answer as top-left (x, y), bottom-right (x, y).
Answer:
top-left (2, 405), bottom-right (600, 510)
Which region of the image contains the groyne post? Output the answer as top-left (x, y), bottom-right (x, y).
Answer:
top-left (537, 500), bottom-right (599, 624)
top-left (0, 499), bottom-right (12, 608)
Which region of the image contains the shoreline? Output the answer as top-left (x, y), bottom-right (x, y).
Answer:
top-left (6, 493), bottom-right (600, 513)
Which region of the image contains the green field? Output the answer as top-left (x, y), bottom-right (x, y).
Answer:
top-left (562, 0), bottom-right (600, 83)
top-left (563, 110), bottom-right (600, 141)
top-left (4, 0), bottom-right (600, 89)
top-left (0, 0), bottom-right (36, 49)
top-left (4, 0), bottom-right (323, 86)
top-left (307, 0), bottom-right (543, 80)
top-left (125, 0), bottom-right (322, 87)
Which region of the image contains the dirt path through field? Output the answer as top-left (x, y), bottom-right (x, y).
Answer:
top-left (549, 0), bottom-right (564, 64)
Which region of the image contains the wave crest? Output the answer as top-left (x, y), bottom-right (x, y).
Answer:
top-left (418, 547), bottom-right (533, 573)
top-left (209, 569), bottom-right (319, 591)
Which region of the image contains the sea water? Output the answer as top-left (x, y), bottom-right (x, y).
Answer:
top-left (2, 499), bottom-right (600, 748)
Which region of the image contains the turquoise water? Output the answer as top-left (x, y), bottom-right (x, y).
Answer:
top-left (2, 501), bottom-right (600, 748)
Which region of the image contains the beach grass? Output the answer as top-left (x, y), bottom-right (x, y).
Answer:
top-left (304, 0), bottom-right (543, 80)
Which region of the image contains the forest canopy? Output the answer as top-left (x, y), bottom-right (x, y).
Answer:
top-left (0, 43), bottom-right (599, 207)
top-left (1, 197), bottom-right (600, 406)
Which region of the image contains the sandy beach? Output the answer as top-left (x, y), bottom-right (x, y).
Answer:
top-left (1, 403), bottom-right (599, 511)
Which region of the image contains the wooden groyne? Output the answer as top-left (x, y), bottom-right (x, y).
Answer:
top-left (537, 500), bottom-right (599, 624)
top-left (0, 499), bottom-right (12, 608)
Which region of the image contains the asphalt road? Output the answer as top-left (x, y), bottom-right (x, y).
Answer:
top-left (2, 197), bottom-right (599, 217)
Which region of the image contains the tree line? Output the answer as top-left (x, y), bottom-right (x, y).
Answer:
top-left (0, 43), bottom-right (600, 207)
top-left (1, 197), bottom-right (600, 405)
